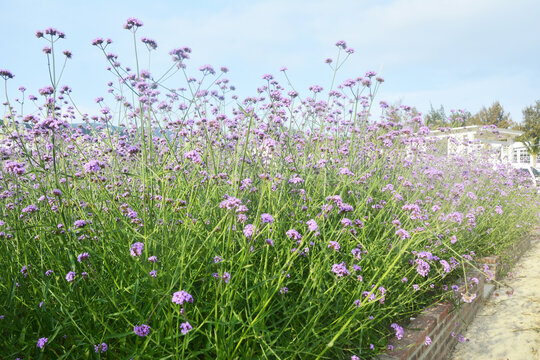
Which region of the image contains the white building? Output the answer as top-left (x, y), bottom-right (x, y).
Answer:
top-left (429, 125), bottom-right (536, 169)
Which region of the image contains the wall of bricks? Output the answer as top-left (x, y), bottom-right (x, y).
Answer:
top-left (378, 227), bottom-right (537, 360)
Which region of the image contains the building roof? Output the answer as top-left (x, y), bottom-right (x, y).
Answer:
top-left (429, 125), bottom-right (523, 141)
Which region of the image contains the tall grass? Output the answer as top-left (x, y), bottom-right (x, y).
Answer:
top-left (0, 20), bottom-right (538, 359)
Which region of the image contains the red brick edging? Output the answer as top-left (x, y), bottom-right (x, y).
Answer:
top-left (378, 227), bottom-right (536, 360)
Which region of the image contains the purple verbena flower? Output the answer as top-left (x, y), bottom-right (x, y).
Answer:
top-left (286, 229), bottom-right (302, 240)
top-left (124, 17), bottom-right (143, 30)
top-left (37, 337), bottom-right (48, 349)
top-left (306, 219), bottom-right (318, 231)
top-left (74, 219), bottom-right (87, 228)
top-left (180, 321), bottom-right (193, 335)
top-left (328, 241), bottom-right (340, 251)
top-left (331, 262), bottom-right (350, 277)
top-left (94, 342), bottom-right (108, 353)
top-left (261, 213), bottom-right (274, 224)
top-left (243, 224), bottom-right (255, 238)
top-left (133, 324), bottom-right (150, 337)
top-left (391, 323), bottom-right (404, 340)
top-left (20, 265), bottom-right (29, 278)
top-left (172, 290), bottom-right (193, 305)
top-left (395, 228), bottom-right (410, 239)
top-left (130, 242), bottom-right (144, 257)
top-left (77, 252), bottom-right (89, 262)
top-left (83, 160), bottom-right (105, 173)
top-left (65, 271), bottom-right (76, 282)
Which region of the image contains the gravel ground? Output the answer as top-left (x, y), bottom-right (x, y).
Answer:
top-left (450, 237), bottom-right (540, 360)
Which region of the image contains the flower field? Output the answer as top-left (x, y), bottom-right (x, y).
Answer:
top-left (0, 19), bottom-right (538, 359)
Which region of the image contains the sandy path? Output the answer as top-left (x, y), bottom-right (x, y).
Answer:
top-left (450, 236), bottom-right (540, 360)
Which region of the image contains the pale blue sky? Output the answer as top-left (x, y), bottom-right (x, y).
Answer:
top-left (1, 0), bottom-right (539, 122)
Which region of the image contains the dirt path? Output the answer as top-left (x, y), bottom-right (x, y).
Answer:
top-left (450, 236), bottom-right (540, 360)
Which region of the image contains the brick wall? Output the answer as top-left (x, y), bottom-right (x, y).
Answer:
top-left (378, 227), bottom-right (536, 360)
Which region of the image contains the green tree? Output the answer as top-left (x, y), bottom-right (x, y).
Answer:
top-left (469, 101), bottom-right (514, 128)
top-left (448, 109), bottom-right (472, 127)
top-left (424, 104), bottom-right (447, 128)
top-left (518, 100), bottom-right (540, 167)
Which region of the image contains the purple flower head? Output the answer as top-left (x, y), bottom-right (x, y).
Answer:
top-left (65, 271), bottom-right (76, 282)
top-left (77, 252), bottom-right (89, 262)
top-left (83, 160), bottom-right (105, 173)
top-left (4, 161), bottom-right (26, 175)
top-left (148, 255), bottom-right (158, 263)
top-left (45, 270), bottom-right (53, 276)
top-left (74, 219), bottom-right (86, 228)
top-left (141, 37), bottom-right (158, 50)
top-left (425, 336), bottom-right (432, 346)
top-left (328, 241), bottom-right (340, 251)
top-left (22, 204), bottom-right (39, 214)
top-left (286, 229), bottom-right (302, 240)
top-left (91, 38), bottom-right (104, 46)
top-left (415, 259), bottom-right (430, 277)
top-left (37, 337), bottom-right (48, 349)
top-left (391, 323), bottom-right (404, 340)
top-left (149, 270), bottom-right (157, 278)
top-left (288, 174), bottom-right (303, 184)
top-left (261, 213), bottom-right (274, 224)
top-left (199, 64), bottom-right (215, 75)
top-left (222, 272), bottom-right (231, 283)
top-left (331, 262), bottom-right (350, 277)
top-left (351, 248), bottom-right (362, 260)
top-left (133, 324), bottom-right (150, 337)
top-left (461, 292), bottom-right (477, 303)
top-left (219, 196), bottom-right (242, 210)
top-left (440, 259), bottom-right (451, 273)
top-left (172, 290), bottom-right (193, 305)
top-left (169, 47), bottom-right (191, 62)
top-left (306, 219), bottom-right (318, 232)
top-left (214, 256), bottom-right (223, 263)
top-left (130, 242), bottom-right (144, 257)
top-left (395, 228), bottom-right (410, 239)
top-left (180, 321), bottom-right (193, 335)
top-left (243, 224), bottom-right (255, 238)
top-left (0, 69), bottom-right (15, 80)
top-left (20, 265), bottom-right (29, 278)
top-left (124, 17), bottom-right (143, 30)
top-left (94, 342), bottom-right (108, 353)
top-left (335, 40), bottom-right (347, 49)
